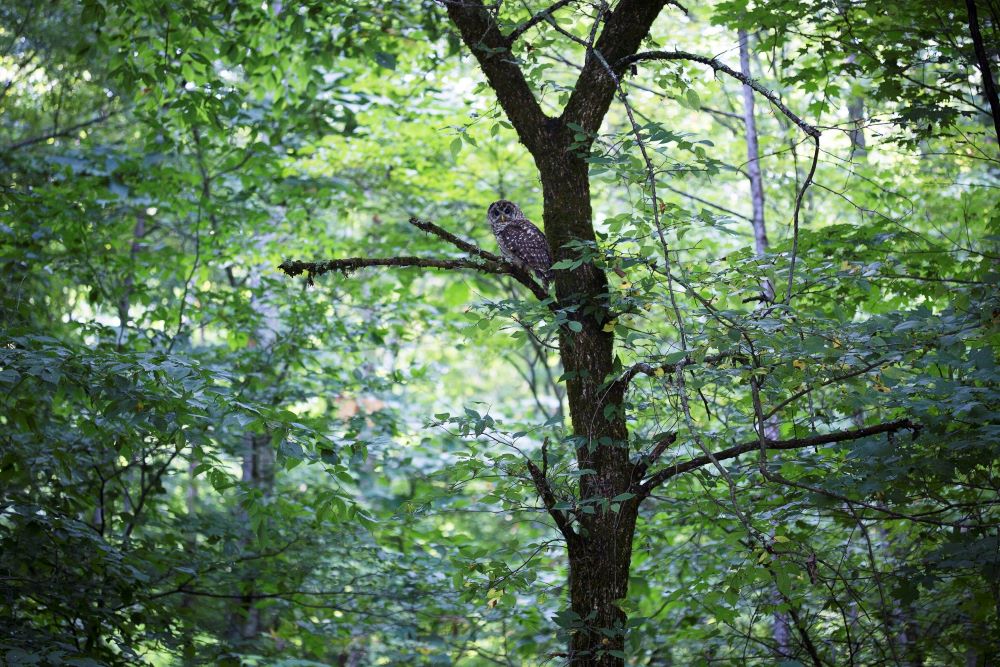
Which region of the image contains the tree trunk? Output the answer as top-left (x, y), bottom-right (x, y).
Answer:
top-left (739, 30), bottom-right (769, 261)
top-left (226, 434), bottom-right (275, 644)
top-left (740, 31), bottom-right (795, 656)
top-left (538, 144), bottom-right (636, 666)
top-left (843, 51), bottom-right (867, 158)
top-left (566, 515), bottom-right (636, 665)
top-left (965, 0), bottom-right (1000, 147)
top-left (442, 4), bottom-right (670, 663)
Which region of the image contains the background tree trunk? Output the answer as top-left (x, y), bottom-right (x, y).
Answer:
top-left (740, 28), bottom-right (795, 657)
top-left (226, 431), bottom-right (275, 644)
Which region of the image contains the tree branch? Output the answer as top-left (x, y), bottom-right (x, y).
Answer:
top-left (279, 256), bottom-right (498, 281)
top-left (279, 217), bottom-right (552, 301)
top-left (525, 459), bottom-right (577, 543)
top-left (444, 0), bottom-right (551, 155)
top-left (561, 0), bottom-right (670, 135)
top-left (409, 216), bottom-right (502, 263)
top-left (409, 216), bottom-right (552, 299)
top-left (640, 419), bottom-right (917, 494)
top-left (617, 50), bottom-right (820, 139)
top-left (763, 357), bottom-right (888, 421)
top-left (784, 136), bottom-right (820, 304)
top-left (632, 432), bottom-right (677, 482)
top-left (965, 0), bottom-right (1000, 148)
top-left (612, 352), bottom-right (734, 391)
top-left (1, 108), bottom-right (119, 153)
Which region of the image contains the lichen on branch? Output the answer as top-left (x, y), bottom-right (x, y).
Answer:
top-left (277, 216), bottom-right (551, 301)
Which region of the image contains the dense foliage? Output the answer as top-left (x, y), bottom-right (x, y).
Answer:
top-left (1, 1), bottom-right (998, 665)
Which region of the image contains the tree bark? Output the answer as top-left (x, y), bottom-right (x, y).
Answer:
top-left (844, 53), bottom-right (867, 158)
top-left (965, 0), bottom-right (1000, 147)
top-left (739, 30), bottom-right (768, 261)
top-left (539, 148), bottom-right (634, 666)
top-left (739, 30), bottom-right (796, 656)
top-left (442, 3), bottom-right (667, 663)
top-left (227, 431), bottom-right (275, 644)
top-left (117, 211), bottom-right (145, 348)
top-left (566, 508), bottom-right (637, 666)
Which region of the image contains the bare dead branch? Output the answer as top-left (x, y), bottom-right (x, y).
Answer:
top-left (408, 216), bottom-right (553, 300)
top-left (409, 216), bottom-right (503, 263)
top-left (279, 256), bottom-right (497, 282)
top-left (279, 217), bottom-right (552, 301)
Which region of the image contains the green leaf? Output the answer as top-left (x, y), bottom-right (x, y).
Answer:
top-left (374, 51), bottom-right (397, 70)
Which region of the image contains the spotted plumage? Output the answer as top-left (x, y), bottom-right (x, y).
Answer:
top-left (486, 200), bottom-right (554, 288)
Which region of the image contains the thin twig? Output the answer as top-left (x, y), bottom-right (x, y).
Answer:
top-left (784, 136), bottom-right (820, 304)
top-left (504, 0), bottom-right (577, 45)
top-left (617, 50), bottom-right (820, 138)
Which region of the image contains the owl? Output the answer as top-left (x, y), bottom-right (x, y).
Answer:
top-left (487, 200), bottom-right (554, 288)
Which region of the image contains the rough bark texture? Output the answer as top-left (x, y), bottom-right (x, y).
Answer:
top-left (542, 155), bottom-right (634, 666)
top-left (965, 0), bottom-right (1000, 147)
top-left (566, 502), bottom-right (638, 666)
top-left (445, 3), bottom-right (665, 663)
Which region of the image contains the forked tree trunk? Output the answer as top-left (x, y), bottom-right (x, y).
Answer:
top-left (442, 3), bottom-right (669, 664)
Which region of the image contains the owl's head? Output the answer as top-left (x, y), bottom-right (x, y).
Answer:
top-left (487, 200), bottom-right (523, 224)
